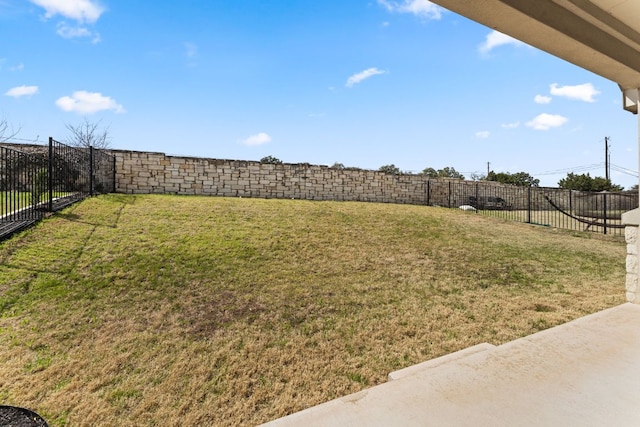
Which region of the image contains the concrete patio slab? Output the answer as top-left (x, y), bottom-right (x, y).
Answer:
top-left (387, 342), bottom-right (496, 381)
top-left (262, 303), bottom-right (640, 427)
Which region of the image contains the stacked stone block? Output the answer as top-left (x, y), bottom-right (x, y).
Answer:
top-left (112, 149), bottom-right (638, 218)
top-left (622, 208), bottom-right (640, 304)
top-left (113, 150), bottom-right (431, 205)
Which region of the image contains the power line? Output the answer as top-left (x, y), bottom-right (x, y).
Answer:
top-left (533, 163), bottom-right (605, 176)
top-left (610, 163), bottom-right (639, 177)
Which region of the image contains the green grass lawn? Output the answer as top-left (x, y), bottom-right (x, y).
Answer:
top-left (1, 191), bottom-right (76, 216)
top-left (480, 209), bottom-right (626, 234)
top-left (0, 192), bottom-right (33, 215)
top-left (0, 194), bottom-right (626, 426)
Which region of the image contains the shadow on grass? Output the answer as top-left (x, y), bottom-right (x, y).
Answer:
top-left (0, 195), bottom-right (136, 279)
top-left (57, 194), bottom-right (137, 229)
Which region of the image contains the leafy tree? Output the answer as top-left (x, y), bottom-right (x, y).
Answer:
top-left (378, 164), bottom-right (402, 175)
top-left (421, 166), bottom-right (465, 179)
top-left (65, 118), bottom-right (111, 148)
top-left (558, 173), bottom-right (591, 190)
top-left (558, 172), bottom-right (593, 191)
top-left (486, 171), bottom-right (539, 187)
top-left (439, 166), bottom-right (465, 179)
top-left (421, 167), bottom-right (438, 177)
top-left (260, 155), bottom-right (283, 164)
top-left (330, 162), bottom-right (345, 169)
top-left (591, 176), bottom-right (624, 191)
top-left (558, 172), bottom-right (623, 191)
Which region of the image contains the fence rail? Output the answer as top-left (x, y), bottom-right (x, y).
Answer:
top-left (0, 138), bottom-right (115, 240)
top-left (426, 180), bottom-right (638, 236)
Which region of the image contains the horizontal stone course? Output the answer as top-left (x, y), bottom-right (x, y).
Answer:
top-left (112, 149), bottom-right (571, 211)
top-left (112, 150), bottom-right (435, 204)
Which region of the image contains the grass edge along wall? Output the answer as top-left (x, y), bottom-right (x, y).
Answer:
top-left (113, 149), bottom-right (637, 234)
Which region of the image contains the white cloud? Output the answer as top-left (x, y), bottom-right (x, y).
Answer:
top-left (378, 0), bottom-right (443, 19)
top-left (501, 121), bottom-right (520, 129)
top-left (526, 113), bottom-right (568, 130)
top-left (56, 22), bottom-right (100, 43)
top-left (30, 0), bottom-right (104, 23)
top-left (184, 42), bottom-right (198, 58)
top-left (184, 42), bottom-right (198, 67)
top-left (475, 131), bottom-right (490, 139)
top-left (534, 94), bottom-right (552, 104)
top-left (346, 67), bottom-right (387, 88)
top-left (55, 90), bottom-right (125, 114)
top-left (550, 83), bottom-right (600, 102)
top-left (242, 132), bottom-right (271, 146)
top-left (5, 85), bottom-right (39, 98)
top-left (479, 30), bottom-right (525, 54)
top-left (57, 22), bottom-right (90, 37)
top-left (0, 61), bottom-right (25, 72)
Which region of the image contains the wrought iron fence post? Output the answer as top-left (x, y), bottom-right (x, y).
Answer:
top-left (2, 148), bottom-right (6, 217)
top-left (112, 155), bottom-right (117, 193)
top-left (48, 137), bottom-right (53, 212)
top-left (426, 179), bottom-right (430, 206)
top-left (569, 190), bottom-right (573, 213)
top-left (527, 186), bottom-right (531, 223)
top-left (475, 182), bottom-right (479, 213)
top-left (89, 146), bottom-right (94, 196)
top-left (448, 180), bottom-right (452, 208)
top-left (603, 192), bottom-right (608, 235)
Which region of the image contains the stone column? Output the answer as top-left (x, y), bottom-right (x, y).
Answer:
top-left (621, 88), bottom-right (640, 303)
top-left (623, 209), bottom-right (640, 303)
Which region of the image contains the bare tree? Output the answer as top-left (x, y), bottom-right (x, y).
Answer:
top-left (0, 117), bottom-right (20, 143)
top-left (65, 118), bottom-right (111, 148)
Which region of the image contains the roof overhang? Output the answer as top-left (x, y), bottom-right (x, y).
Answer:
top-left (430, 0), bottom-right (640, 114)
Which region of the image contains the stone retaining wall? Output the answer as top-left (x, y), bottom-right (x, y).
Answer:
top-left (113, 150), bottom-right (434, 204)
top-left (3, 144), bottom-right (634, 215)
top-left (111, 150), bottom-right (638, 214)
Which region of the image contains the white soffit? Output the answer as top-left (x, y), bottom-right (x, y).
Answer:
top-left (430, 0), bottom-right (640, 112)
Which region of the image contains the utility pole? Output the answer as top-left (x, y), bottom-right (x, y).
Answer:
top-left (605, 137), bottom-right (610, 181)
top-left (487, 162), bottom-right (490, 176)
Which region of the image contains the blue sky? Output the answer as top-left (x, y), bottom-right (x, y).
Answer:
top-left (1, 0), bottom-right (638, 188)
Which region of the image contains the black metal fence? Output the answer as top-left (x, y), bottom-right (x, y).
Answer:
top-left (0, 138), bottom-right (115, 240)
top-left (426, 180), bottom-right (638, 236)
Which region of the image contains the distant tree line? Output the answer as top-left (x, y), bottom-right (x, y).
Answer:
top-left (486, 171), bottom-right (539, 187)
top-left (377, 164), bottom-right (626, 191)
top-left (421, 166), bottom-right (465, 179)
top-left (377, 165), bottom-right (467, 179)
top-left (557, 172), bottom-right (623, 192)
top-left (250, 155), bottom-right (631, 192)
